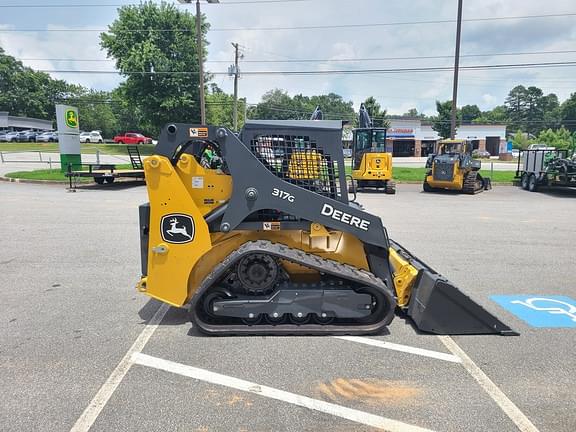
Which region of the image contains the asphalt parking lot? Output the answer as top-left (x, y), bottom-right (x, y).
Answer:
top-left (0, 182), bottom-right (574, 432)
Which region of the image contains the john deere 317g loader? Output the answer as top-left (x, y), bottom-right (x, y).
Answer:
top-left (137, 120), bottom-right (515, 336)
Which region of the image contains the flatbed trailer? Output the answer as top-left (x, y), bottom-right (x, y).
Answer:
top-left (65, 145), bottom-right (145, 188)
top-left (515, 148), bottom-right (576, 192)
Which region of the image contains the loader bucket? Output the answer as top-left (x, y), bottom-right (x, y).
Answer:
top-left (390, 240), bottom-right (518, 336)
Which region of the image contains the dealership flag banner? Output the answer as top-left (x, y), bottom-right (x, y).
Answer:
top-left (55, 104), bottom-right (81, 172)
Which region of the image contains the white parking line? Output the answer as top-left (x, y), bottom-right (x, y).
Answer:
top-left (69, 303), bottom-right (170, 432)
top-left (438, 336), bottom-right (540, 432)
top-left (132, 352), bottom-right (436, 432)
top-left (334, 336), bottom-right (462, 363)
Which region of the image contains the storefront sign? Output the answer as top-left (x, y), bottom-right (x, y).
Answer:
top-left (387, 128), bottom-right (415, 138)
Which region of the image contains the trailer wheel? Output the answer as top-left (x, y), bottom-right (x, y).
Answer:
top-left (94, 177), bottom-right (105, 185)
top-left (520, 173), bottom-right (530, 190)
top-left (528, 174), bottom-right (538, 192)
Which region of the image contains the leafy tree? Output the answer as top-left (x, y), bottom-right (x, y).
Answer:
top-left (100, 1), bottom-right (209, 135)
top-left (206, 85), bottom-right (246, 130)
top-left (248, 89), bottom-right (300, 120)
top-left (511, 130), bottom-right (530, 149)
top-left (541, 93), bottom-right (560, 129)
top-left (473, 105), bottom-right (508, 124)
top-left (307, 93), bottom-right (355, 123)
top-left (460, 104), bottom-right (481, 123)
top-left (505, 85), bottom-right (528, 131)
top-left (108, 86), bottom-right (146, 135)
top-left (560, 92), bottom-right (576, 132)
top-left (524, 86), bottom-right (545, 134)
top-left (362, 96), bottom-right (389, 127)
top-left (535, 127), bottom-right (572, 149)
top-left (70, 90), bottom-right (118, 138)
top-left (504, 85), bottom-right (556, 134)
top-left (0, 46), bottom-right (75, 120)
top-left (248, 89), bottom-right (355, 124)
top-left (402, 108), bottom-right (423, 118)
top-left (432, 100), bottom-right (459, 139)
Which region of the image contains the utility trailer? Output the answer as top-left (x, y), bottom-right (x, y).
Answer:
top-left (515, 148), bottom-right (576, 192)
top-left (65, 145), bottom-right (144, 188)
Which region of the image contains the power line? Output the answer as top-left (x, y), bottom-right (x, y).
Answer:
top-left (32, 61), bottom-right (576, 75)
top-left (0, 0), bottom-right (309, 8)
top-left (2, 12), bottom-right (576, 31)
top-left (15, 49), bottom-right (576, 63)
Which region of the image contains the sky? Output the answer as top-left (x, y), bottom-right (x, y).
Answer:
top-left (1, 0), bottom-right (575, 116)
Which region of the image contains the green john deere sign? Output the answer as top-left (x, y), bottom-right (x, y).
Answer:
top-left (65, 109), bottom-right (78, 129)
top-left (55, 104), bottom-right (81, 172)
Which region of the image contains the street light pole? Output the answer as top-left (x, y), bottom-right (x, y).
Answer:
top-left (450, 0), bottom-right (463, 140)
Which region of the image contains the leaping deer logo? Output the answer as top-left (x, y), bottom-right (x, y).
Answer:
top-left (166, 217), bottom-right (192, 240)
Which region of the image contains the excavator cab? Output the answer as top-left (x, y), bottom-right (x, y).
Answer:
top-left (349, 104), bottom-right (395, 194)
top-left (424, 139), bottom-right (491, 194)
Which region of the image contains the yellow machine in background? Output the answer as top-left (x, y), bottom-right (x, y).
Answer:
top-left (423, 139), bottom-right (491, 194)
top-left (350, 104), bottom-right (395, 194)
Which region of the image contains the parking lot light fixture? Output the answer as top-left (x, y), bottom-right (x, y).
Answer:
top-left (177, 0), bottom-right (220, 124)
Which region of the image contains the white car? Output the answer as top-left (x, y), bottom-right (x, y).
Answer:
top-left (37, 132), bottom-right (59, 142)
top-left (527, 144), bottom-right (555, 151)
top-left (80, 131), bottom-right (103, 143)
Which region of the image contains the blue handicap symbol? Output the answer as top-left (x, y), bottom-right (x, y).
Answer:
top-left (491, 295), bottom-right (576, 328)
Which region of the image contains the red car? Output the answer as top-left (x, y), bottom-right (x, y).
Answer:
top-left (113, 132), bottom-right (152, 145)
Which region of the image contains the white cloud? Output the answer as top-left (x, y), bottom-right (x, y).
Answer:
top-left (0, 24), bottom-right (121, 90)
top-left (1, 0), bottom-right (575, 116)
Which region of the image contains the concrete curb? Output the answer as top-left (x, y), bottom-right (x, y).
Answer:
top-left (395, 181), bottom-right (516, 186)
top-left (0, 176), bottom-right (67, 185)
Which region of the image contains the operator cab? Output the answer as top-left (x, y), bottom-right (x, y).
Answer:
top-left (352, 128), bottom-right (387, 170)
top-left (439, 141), bottom-right (465, 155)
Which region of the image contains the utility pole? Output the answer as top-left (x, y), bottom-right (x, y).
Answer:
top-left (196, 0), bottom-right (206, 124)
top-left (231, 42), bottom-right (240, 131)
top-left (178, 0), bottom-right (220, 123)
top-left (450, 0), bottom-right (463, 139)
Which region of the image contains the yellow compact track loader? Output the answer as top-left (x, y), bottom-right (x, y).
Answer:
top-left (350, 104), bottom-right (395, 194)
top-left (423, 139), bottom-right (491, 194)
top-left (137, 121), bottom-right (514, 336)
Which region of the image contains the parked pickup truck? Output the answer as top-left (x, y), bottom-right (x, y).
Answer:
top-left (113, 132), bottom-right (152, 145)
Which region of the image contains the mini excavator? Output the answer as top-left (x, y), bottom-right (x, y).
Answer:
top-left (349, 104), bottom-right (395, 194)
top-left (137, 120), bottom-right (515, 336)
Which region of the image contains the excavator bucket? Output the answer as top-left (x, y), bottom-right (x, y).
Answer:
top-left (390, 240), bottom-right (518, 335)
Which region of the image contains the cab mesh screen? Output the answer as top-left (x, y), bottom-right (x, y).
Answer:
top-left (249, 134), bottom-right (341, 200)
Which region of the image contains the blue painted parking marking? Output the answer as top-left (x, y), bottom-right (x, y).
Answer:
top-left (491, 295), bottom-right (576, 328)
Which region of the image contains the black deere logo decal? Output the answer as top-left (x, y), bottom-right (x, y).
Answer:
top-left (161, 214), bottom-right (195, 244)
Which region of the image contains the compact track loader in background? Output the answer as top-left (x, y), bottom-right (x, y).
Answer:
top-left (424, 139), bottom-right (491, 194)
top-left (350, 104), bottom-right (395, 194)
top-left (137, 120), bottom-right (515, 336)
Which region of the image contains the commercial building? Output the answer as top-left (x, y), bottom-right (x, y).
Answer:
top-left (0, 112), bottom-right (53, 131)
top-left (385, 118), bottom-right (507, 157)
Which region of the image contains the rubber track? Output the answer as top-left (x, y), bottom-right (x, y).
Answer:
top-left (462, 171), bottom-right (484, 194)
top-left (189, 240), bottom-right (396, 336)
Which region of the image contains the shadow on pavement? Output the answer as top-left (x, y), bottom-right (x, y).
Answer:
top-left (138, 299), bottom-right (189, 326)
top-left (69, 180), bottom-right (146, 191)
